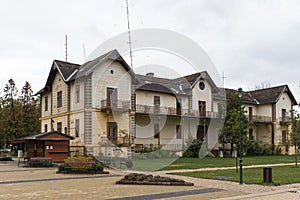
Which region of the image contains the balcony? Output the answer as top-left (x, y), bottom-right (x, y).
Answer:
top-left (100, 99), bottom-right (130, 111)
top-left (135, 104), bottom-right (176, 115)
top-left (248, 115), bottom-right (272, 123)
top-left (135, 104), bottom-right (224, 119)
top-left (280, 116), bottom-right (291, 124)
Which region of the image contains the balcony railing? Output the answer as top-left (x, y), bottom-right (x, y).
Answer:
top-left (135, 104), bottom-right (224, 119)
top-left (248, 115), bottom-right (272, 123)
top-left (280, 116), bottom-right (291, 123)
top-left (101, 99), bottom-right (130, 111)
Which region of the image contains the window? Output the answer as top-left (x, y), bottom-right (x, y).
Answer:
top-left (44, 124), bottom-right (48, 132)
top-left (75, 85), bottom-right (80, 103)
top-left (282, 109), bottom-right (287, 121)
top-left (154, 124), bottom-right (160, 138)
top-left (75, 119), bottom-right (80, 137)
top-left (45, 96), bottom-right (48, 111)
top-left (198, 101), bottom-right (206, 117)
top-left (249, 107), bottom-right (253, 121)
top-left (249, 128), bottom-right (253, 140)
top-left (199, 81), bottom-right (205, 90)
top-left (154, 96), bottom-right (160, 105)
top-left (154, 96), bottom-right (160, 113)
top-left (57, 122), bottom-right (62, 133)
top-left (57, 91), bottom-right (62, 108)
top-left (64, 127), bottom-right (67, 134)
top-left (176, 125), bottom-right (182, 139)
top-left (282, 130), bottom-right (287, 145)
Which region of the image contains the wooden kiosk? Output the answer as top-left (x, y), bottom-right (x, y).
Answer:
top-left (12, 131), bottom-right (74, 163)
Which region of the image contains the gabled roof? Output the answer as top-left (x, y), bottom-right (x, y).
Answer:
top-left (11, 131), bottom-right (74, 144)
top-left (242, 85), bottom-right (297, 105)
top-left (35, 60), bottom-right (80, 95)
top-left (135, 71), bottom-right (220, 96)
top-left (76, 49), bottom-right (134, 78)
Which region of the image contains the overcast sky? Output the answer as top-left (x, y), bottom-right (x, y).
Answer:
top-left (0, 0), bottom-right (299, 103)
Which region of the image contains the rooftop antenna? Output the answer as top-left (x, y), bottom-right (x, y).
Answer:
top-left (83, 43), bottom-right (87, 61)
top-left (222, 71), bottom-right (226, 87)
top-left (65, 35), bottom-right (68, 62)
top-left (126, 0), bottom-right (133, 70)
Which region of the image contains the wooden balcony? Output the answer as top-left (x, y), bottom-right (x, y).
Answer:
top-left (280, 116), bottom-right (291, 124)
top-left (135, 104), bottom-right (224, 119)
top-left (248, 115), bottom-right (272, 123)
top-left (100, 99), bottom-right (130, 111)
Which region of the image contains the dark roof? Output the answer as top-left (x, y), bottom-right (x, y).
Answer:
top-left (54, 60), bottom-right (80, 80)
top-left (242, 85), bottom-right (297, 105)
top-left (135, 71), bottom-right (221, 96)
top-left (11, 131), bottom-right (74, 144)
top-left (77, 49), bottom-right (134, 78)
top-left (35, 60), bottom-right (80, 95)
top-left (36, 50), bottom-right (222, 97)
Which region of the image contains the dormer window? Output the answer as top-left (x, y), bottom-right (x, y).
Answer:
top-left (199, 81), bottom-right (205, 90)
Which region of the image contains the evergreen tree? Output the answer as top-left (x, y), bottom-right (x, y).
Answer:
top-left (20, 82), bottom-right (40, 136)
top-left (219, 89), bottom-right (249, 156)
top-left (1, 79), bottom-right (20, 145)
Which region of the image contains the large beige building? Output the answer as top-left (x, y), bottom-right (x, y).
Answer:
top-left (37, 50), bottom-right (297, 156)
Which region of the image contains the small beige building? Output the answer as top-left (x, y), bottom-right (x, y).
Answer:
top-left (242, 85), bottom-right (297, 154)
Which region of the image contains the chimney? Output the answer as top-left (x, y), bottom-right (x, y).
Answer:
top-left (146, 72), bottom-right (154, 77)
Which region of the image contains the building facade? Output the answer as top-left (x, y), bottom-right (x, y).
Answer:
top-left (37, 50), bottom-right (297, 156)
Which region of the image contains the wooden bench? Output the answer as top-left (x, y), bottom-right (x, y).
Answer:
top-left (64, 160), bottom-right (96, 174)
top-left (29, 157), bottom-right (52, 167)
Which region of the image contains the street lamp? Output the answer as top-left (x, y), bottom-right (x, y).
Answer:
top-left (237, 87), bottom-right (243, 185)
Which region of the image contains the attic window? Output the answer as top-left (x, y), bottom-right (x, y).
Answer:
top-left (110, 70), bottom-right (114, 74)
top-left (199, 81), bottom-right (205, 90)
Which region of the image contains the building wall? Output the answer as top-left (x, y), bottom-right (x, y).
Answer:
top-left (276, 92), bottom-right (292, 120)
top-left (70, 80), bottom-right (85, 112)
top-left (192, 79), bottom-right (212, 111)
top-left (92, 61), bottom-right (132, 108)
top-left (52, 73), bottom-right (68, 115)
top-left (136, 90), bottom-right (176, 108)
top-left (41, 91), bottom-right (51, 118)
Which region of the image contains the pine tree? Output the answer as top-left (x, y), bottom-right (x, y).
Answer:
top-left (2, 79), bottom-right (20, 145)
top-left (20, 82), bottom-right (40, 136)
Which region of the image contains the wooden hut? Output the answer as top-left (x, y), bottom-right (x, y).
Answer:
top-left (11, 132), bottom-right (74, 162)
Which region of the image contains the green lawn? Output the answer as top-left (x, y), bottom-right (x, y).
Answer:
top-left (170, 165), bottom-right (300, 185)
top-left (161, 156), bottom-right (296, 171)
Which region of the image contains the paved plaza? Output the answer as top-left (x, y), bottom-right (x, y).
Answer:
top-left (1, 161), bottom-right (300, 200)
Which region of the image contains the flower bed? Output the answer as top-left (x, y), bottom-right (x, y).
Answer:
top-left (116, 173), bottom-right (194, 186)
top-left (57, 156), bottom-right (108, 174)
top-left (0, 154), bottom-right (12, 161)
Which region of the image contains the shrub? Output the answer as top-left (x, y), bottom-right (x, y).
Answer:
top-left (126, 160), bottom-right (133, 168)
top-left (183, 138), bottom-right (202, 158)
top-left (58, 163), bottom-right (69, 171)
top-left (0, 156), bottom-right (12, 161)
top-left (93, 162), bottom-right (104, 171)
top-left (246, 140), bottom-right (264, 156)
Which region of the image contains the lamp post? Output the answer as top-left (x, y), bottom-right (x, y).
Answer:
top-left (237, 87), bottom-right (243, 185)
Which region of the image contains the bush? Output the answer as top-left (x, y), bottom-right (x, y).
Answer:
top-left (183, 138), bottom-right (202, 158)
top-left (0, 156), bottom-right (12, 161)
top-left (126, 160), bottom-right (133, 168)
top-left (58, 163), bottom-right (69, 171)
top-left (93, 162), bottom-right (104, 171)
top-left (246, 140), bottom-right (264, 156)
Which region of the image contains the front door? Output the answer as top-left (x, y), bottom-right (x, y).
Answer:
top-left (176, 98), bottom-right (182, 115)
top-left (198, 101), bottom-right (206, 117)
top-left (107, 88), bottom-right (117, 108)
top-left (108, 122), bottom-right (118, 145)
top-left (197, 125), bottom-right (208, 142)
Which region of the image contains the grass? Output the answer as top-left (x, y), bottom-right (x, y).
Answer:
top-left (160, 155), bottom-right (296, 171)
top-left (170, 165), bottom-right (300, 185)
